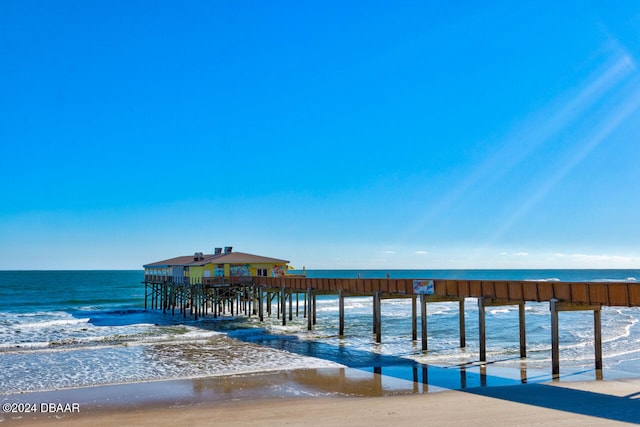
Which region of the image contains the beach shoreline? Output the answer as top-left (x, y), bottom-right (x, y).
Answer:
top-left (3, 369), bottom-right (640, 426)
top-left (3, 270), bottom-right (640, 425)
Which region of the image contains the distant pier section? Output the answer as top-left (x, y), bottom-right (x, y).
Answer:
top-left (143, 247), bottom-right (640, 379)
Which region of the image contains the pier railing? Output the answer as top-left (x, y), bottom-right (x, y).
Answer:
top-left (144, 275), bottom-right (256, 286)
top-left (254, 277), bottom-right (640, 307)
top-left (143, 275), bottom-right (640, 306)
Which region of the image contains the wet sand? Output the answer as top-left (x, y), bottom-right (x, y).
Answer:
top-left (2, 370), bottom-right (640, 426)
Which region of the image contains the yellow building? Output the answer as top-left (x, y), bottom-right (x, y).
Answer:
top-left (143, 247), bottom-right (290, 284)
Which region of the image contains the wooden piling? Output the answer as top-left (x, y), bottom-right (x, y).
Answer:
top-left (307, 289), bottom-right (313, 331)
top-left (420, 294), bottom-right (427, 351)
top-left (170, 284), bottom-right (174, 314)
top-left (478, 298), bottom-right (486, 362)
top-left (313, 293), bottom-right (317, 325)
top-left (339, 290), bottom-right (345, 337)
top-left (550, 298), bottom-right (560, 378)
top-left (459, 299), bottom-right (466, 348)
top-left (281, 286), bottom-right (286, 326)
top-left (252, 287), bottom-right (257, 316)
top-left (411, 296), bottom-right (417, 341)
top-left (303, 292), bottom-right (307, 318)
top-left (374, 292), bottom-right (381, 344)
top-left (213, 288), bottom-right (218, 318)
top-left (594, 308), bottom-right (603, 371)
top-left (266, 291), bottom-right (271, 317)
top-left (162, 284), bottom-right (167, 314)
top-left (519, 302), bottom-right (526, 358)
top-left (372, 294), bottom-right (378, 335)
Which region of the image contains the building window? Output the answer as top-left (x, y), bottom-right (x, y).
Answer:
top-left (256, 268), bottom-right (268, 277)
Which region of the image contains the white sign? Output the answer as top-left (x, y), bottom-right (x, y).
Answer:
top-left (413, 279), bottom-right (434, 295)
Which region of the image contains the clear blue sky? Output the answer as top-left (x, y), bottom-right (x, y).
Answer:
top-left (2, 1), bottom-right (640, 270)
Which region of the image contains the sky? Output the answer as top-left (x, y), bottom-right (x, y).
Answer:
top-left (1, 1), bottom-right (640, 270)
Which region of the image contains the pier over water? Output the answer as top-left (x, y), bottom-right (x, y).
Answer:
top-left (144, 275), bottom-right (640, 379)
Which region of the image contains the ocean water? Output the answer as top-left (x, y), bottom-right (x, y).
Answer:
top-left (1, 270), bottom-right (639, 396)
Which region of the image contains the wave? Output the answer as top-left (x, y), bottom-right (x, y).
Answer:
top-left (0, 341), bottom-right (50, 351)
top-left (1, 324), bottom-right (227, 355)
top-left (18, 318), bottom-right (90, 329)
top-left (487, 308), bottom-right (511, 315)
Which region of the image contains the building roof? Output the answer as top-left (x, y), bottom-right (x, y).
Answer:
top-left (143, 255), bottom-right (204, 268)
top-left (143, 251), bottom-right (289, 268)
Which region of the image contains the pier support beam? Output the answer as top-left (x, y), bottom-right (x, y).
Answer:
top-left (374, 292), bottom-right (382, 343)
top-left (339, 290), bottom-right (345, 337)
top-left (550, 299), bottom-right (559, 378)
top-left (459, 300), bottom-right (466, 348)
top-left (313, 294), bottom-right (317, 325)
top-left (594, 308), bottom-right (603, 372)
top-left (550, 299), bottom-right (602, 379)
top-left (420, 294), bottom-right (427, 351)
top-left (307, 289), bottom-right (314, 331)
top-left (252, 288), bottom-right (258, 316)
top-left (411, 296), bottom-right (417, 341)
top-left (478, 298), bottom-right (486, 361)
top-left (212, 288), bottom-right (218, 318)
top-left (281, 286), bottom-right (287, 326)
top-left (478, 298), bottom-right (526, 362)
top-left (289, 291), bottom-right (293, 321)
top-left (519, 302), bottom-right (526, 358)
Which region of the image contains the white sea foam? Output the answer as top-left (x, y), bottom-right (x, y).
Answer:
top-left (17, 318), bottom-right (91, 329)
top-left (0, 341), bottom-right (50, 350)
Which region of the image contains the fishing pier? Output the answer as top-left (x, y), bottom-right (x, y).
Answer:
top-left (144, 274), bottom-right (640, 378)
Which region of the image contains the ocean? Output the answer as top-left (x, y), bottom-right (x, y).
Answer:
top-left (1, 269), bottom-right (639, 397)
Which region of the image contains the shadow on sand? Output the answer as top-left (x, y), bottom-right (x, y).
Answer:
top-left (223, 320), bottom-right (640, 424)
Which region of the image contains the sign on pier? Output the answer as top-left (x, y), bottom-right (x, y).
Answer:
top-left (413, 280), bottom-right (434, 295)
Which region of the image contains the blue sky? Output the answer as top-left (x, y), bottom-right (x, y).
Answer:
top-left (2, 1), bottom-right (640, 270)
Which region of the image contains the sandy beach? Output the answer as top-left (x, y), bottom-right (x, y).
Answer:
top-left (3, 372), bottom-right (640, 426)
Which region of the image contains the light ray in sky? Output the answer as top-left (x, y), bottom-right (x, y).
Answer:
top-left (482, 76), bottom-right (640, 249)
top-left (398, 44), bottom-right (636, 246)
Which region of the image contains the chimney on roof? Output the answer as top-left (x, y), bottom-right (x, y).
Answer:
top-left (194, 252), bottom-right (204, 261)
top-left (214, 247), bottom-right (222, 255)
top-left (224, 246), bottom-right (233, 254)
